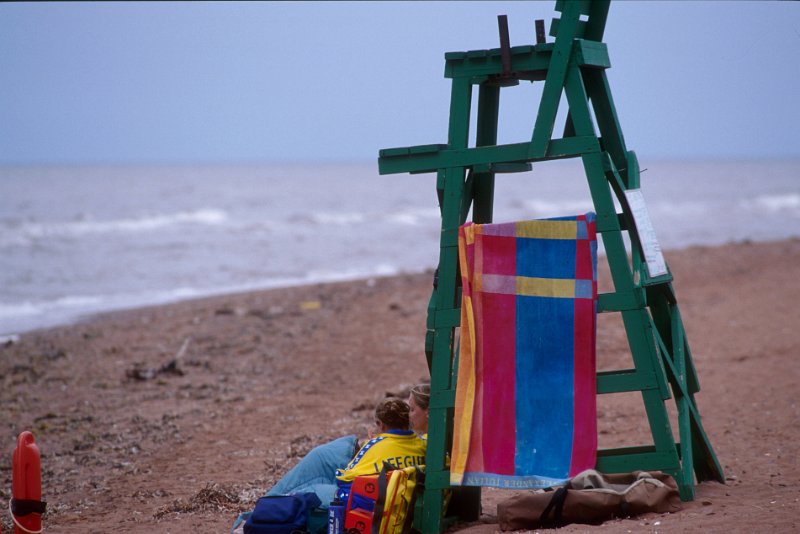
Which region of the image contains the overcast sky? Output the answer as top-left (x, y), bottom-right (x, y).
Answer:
top-left (1, 1), bottom-right (798, 165)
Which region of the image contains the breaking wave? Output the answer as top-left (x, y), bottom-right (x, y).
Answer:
top-left (0, 208), bottom-right (228, 246)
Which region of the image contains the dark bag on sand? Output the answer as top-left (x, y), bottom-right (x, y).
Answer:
top-left (497, 470), bottom-right (682, 530)
top-left (244, 492), bottom-right (322, 534)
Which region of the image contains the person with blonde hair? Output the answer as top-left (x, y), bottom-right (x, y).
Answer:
top-left (264, 394), bottom-right (427, 505)
top-left (408, 383), bottom-right (430, 437)
top-left (334, 397), bottom-right (426, 502)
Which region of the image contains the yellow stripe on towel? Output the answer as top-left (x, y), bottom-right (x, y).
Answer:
top-left (517, 276), bottom-right (576, 298)
top-left (516, 220), bottom-right (577, 239)
top-left (452, 224), bottom-right (478, 485)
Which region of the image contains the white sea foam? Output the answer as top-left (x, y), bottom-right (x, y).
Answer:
top-left (0, 263), bottom-right (407, 336)
top-left (747, 193), bottom-right (800, 213)
top-left (0, 301), bottom-right (42, 319)
top-left (647, 200), bottom-right (709, 217)
top-left (0, 295), bottom-right (109, 334)
top-left (0, 295), bottom-right (105, 320)
top-left (306, 208), bottom-right (440, 226)
top-left (310, 212), bottom-right (366, 225)
top-left (521, 199), bottom-right (596, 218)
top-left (385, 208), bottom-right (440, 225)
top-left (0, 208), bottom-right (228, 246)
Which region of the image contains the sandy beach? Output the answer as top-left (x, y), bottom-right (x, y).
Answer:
top-left (2, 239), bottom-right (799, 533)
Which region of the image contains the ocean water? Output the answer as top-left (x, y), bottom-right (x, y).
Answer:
top-left (1, 160), bottom-right (798, 336)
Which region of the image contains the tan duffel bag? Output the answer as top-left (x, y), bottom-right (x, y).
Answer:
top-left (498, 470), bottom-right (682, 530)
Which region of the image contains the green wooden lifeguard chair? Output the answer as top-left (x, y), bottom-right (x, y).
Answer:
top-left (378, 2), bottom-right (724, 532)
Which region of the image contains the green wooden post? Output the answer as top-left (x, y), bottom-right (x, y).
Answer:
top-left (377, 2), bottom-right (723, 530)
top-left (472, 83), bottom-right (500, 224)
top-left (530, 0), bottom-right (582, 158)
top-left (420, 75), bottom-right (473, 534)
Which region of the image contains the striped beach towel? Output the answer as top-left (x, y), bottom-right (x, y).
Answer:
top-left (451, 213), bottom-right (598, 489)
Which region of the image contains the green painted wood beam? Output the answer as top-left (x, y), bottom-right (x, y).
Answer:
top-left (672, 304), bottom-right (700, 394)
top-left (597, 288), bottom-right (646, 312)
top-left (530, 0), bottom-right (583, 158)
top-left (597, 369), bottom-right (659, 394)
top-left (443, 40), bottom-right (609, 79)
top-left (472, 83), bottom-right (500, 224)
top-left (378, 136), bottom-right (599, 175)
top-left (421, 72), bottom-right (472, 534)
top-left (584, 68), bottom-right (629, 172)
top-left (429, 388), bottom-right (456, 409)
top-left (654, 329), bottom-right (725, 482)
top-left (574, 40), bottom-right (611, 69)
top-left (379, 144), bottom-right (448, 159)
top-left (596, 448), bottom-right (681, 474)
top-left (551, 1), bottom-right (610, 42)
top-left (583, 0), bottom-right (612, 42)
top-left (423, 470), bottom-right (453, 491)
top-left (433, 308), bottom-right (461, 328)
top-left (554, 0), bottom-right (593, 16)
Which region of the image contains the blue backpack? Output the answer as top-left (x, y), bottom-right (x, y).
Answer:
top-left (243, 492), bottom-right (322, 534)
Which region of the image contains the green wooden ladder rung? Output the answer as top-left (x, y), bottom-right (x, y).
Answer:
top-left (597, 368), bottom-right (659, 394)
top-left (596, 445), bottom-right (681, 473)
top-left (597, 288), bottom-right (646, 312)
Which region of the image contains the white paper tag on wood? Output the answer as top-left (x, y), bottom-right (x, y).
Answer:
top-left (624, 189), bottom-right (668, 278)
